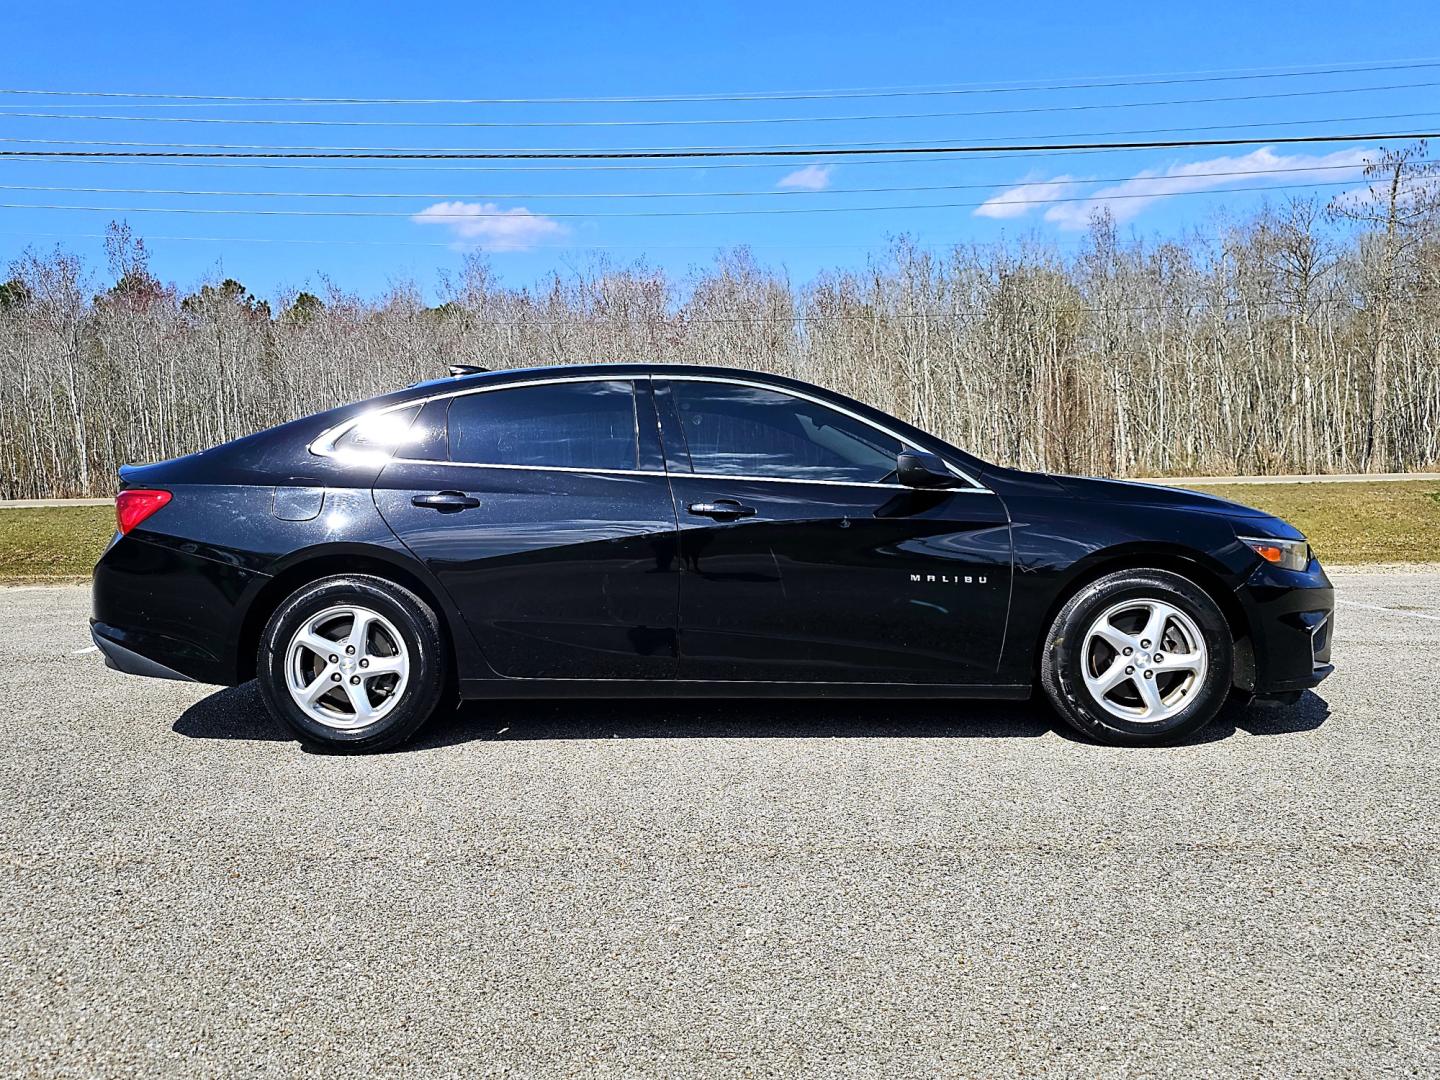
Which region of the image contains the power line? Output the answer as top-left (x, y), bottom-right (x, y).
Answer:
top-left (4, 112), bottom-right (1436, 156)
top-left (0, 228), bottom-right (1115, 252)
top-left (0, 149), bottom-right (1133, 173)
top-left (0, 161), bottom-right (1398, 201)
top-left (0, 134), bottom-right (1410, 174)
top-left (4, 79), bottom-right (1436, 128)
top-left (3, 57), bottom-right (1437, 105)
top-left (5, 114), bottom-right (1436, 156)
top-left (0, 179), bottom-right (1397, 220)
top-left (1, 126), bottom-right (1434, 160)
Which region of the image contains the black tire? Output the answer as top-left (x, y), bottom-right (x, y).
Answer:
top-left (1039, 569), bottom-right (1234, 746)
top-left (256, 574), bottom-right (449, 753)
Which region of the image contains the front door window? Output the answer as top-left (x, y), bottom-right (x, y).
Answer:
top-left (666, 381), bottom-right (903, 483)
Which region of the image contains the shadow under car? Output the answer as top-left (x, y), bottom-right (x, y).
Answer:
top-left (172, 683), bottom-right (1330, 753)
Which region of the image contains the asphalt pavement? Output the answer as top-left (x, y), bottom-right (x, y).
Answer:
top-left (0, 571), bottom-right (1435, 1078)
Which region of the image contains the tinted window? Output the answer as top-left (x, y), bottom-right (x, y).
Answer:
top-left (331, 405), bottom-right (421, 458)
top-left (448, 380), bottom-right (639, 470)
top-left (665, 381), bottom-right (903, 482)
top-left (403, 398), bottom-right (449, 461)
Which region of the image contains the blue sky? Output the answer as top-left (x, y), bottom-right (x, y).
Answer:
top-left (3, 1), bottom-right (1438, 300)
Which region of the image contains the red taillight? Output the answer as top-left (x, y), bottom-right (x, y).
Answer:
top-left (115, 489), bottom-right (172, 535)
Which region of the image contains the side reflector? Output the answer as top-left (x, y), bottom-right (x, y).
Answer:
top-left (1250, 542), bottom-right (1286, 564)
top-left (1238, 535), bottom-right (1311, 571)
top-left (116, 489), bottom-right (172, 535)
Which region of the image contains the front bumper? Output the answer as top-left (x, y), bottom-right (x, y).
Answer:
top-left (1237, 558), bottom-right (1335, 695)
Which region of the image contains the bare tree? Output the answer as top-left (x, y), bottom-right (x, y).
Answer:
top-left (3, 153), bottom-right (1440, 499)
top-left (1329, 141), bottom-right (1440, 469)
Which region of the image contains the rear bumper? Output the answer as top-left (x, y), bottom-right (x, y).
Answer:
top-left (91, 621), bottom-right (197, 682)
top-left (1237, 559), bottom-right (1335, 695)
top-left (92, 533), bottom-right (262, 685)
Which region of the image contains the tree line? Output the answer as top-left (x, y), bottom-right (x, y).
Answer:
top-left (2, 145), bottom-right (1439, 499)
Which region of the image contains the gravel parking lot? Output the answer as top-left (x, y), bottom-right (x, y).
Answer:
top-left (1, 571), bottom-right (1436, 1078)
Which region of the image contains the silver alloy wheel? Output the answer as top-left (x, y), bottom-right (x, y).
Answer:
top-left (284, 605), bottom-right (410, 730)
top-left (1080, 598), bottom-right (1209, 724)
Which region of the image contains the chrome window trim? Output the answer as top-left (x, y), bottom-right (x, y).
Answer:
top-left (309, 371), bottom-right (993, 493)
top-left (383, 458), bottom-right (930, 490)
top-left (686, 471), bottom-right (911, 491)
top-left (389, 458), bottom-right (668, 478)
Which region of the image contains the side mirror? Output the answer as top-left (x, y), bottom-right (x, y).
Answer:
top-left (895, 449), bottom-right (959, 489)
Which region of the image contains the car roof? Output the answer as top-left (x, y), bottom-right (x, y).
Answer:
top-left (393, 362), bottom-right (861, 410)
top-left (407, 361), bottom-right (798, 391)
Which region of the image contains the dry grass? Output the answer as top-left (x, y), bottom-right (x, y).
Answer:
top-left (0, 506), bottom-right (114, 584)
top-left (2, 480), bottom-right (1437, 584)
top-left (1195, 480), bottom-right (1440, 565)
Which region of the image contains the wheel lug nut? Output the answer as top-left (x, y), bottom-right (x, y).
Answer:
top-left (1141, 639), bottom-right (1151, 648)
top-left (1125, 666), bottom-right (1134, 675)
top-left (359, 659), bottom-right (369, 668)
top-left (1154, 653), bottom-right (1164, 662)
top-left (1144, 670), bottom-right (1154, 679)
top-left (1123, 647), bottom-right (1133, 656)
top-left (350, 675), bottom-right (360, 685)
top-left (331, 673), bottom-right (341, 682)
top-left (345, 645), bottom-right (356, 655)
top-left (328, 654), bottom-right (338, 664)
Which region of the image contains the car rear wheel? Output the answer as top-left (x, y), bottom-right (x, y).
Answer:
top-left (257, 574), bottom-right (448, 753)
top-left (1039, 569), bottom-right (1234, 745)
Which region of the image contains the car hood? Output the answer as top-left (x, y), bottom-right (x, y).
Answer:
top-left (1047, 474), bottom-right (1304, 538)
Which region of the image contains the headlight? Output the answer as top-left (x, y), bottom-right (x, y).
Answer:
top-left (1239, 535), bottom-right (1311, 571)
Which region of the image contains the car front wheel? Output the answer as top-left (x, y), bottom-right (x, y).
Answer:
top-left (1039, 569), bottom-right (1235, 745)
top-left (257, 573), bottom-right (449, 753)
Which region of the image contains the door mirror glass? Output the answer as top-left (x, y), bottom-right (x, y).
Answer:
top-left (896, 449), bottom-right (959, 488)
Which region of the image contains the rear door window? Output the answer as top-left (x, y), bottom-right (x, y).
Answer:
top-left (447, 380), bottom-right (639, 471)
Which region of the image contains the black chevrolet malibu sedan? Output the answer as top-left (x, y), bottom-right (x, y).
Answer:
top-left (91, 363), bottom-right (1333, 752)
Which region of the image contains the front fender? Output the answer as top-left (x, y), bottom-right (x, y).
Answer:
top-left (996, 496), bottom-right (1261, 683)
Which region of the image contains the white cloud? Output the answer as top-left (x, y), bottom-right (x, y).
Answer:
top-left (974, 175), bottom-right (1081, 218)
top-left (973, 147), bottom-right (1378, 230)
top-left (412, 201), bottom-right (567, 251)
top-left (777, 165), bottom-right (834, 191)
